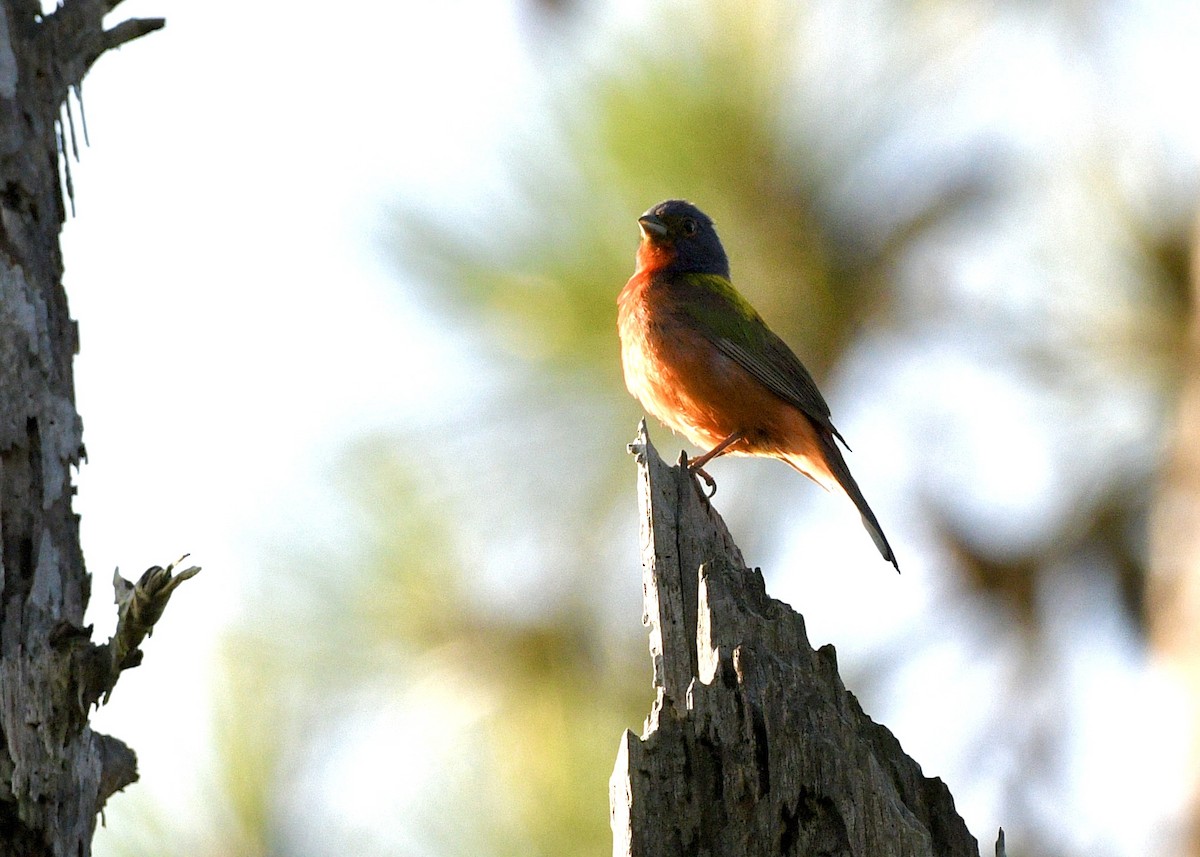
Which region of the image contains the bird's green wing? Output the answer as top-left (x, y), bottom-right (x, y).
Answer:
top-left (675, 273), bottom-right (847, 445)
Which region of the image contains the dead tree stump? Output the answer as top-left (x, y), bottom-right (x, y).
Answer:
top-left (610, 422), bottom-right (981, 857)
top-left (0, 5), bottom-right (197, 855)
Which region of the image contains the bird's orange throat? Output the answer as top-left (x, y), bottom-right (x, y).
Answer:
top-left (635, 239), bottom-right (676, 275)
top-left (618, 268), bottom-right (650, 309)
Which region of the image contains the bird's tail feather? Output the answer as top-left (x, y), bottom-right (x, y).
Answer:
top-left (788, 435), bottom-right (899, 573)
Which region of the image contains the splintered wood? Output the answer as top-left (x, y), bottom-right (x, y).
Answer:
top-left (612, 422), bottom-right (978, 857)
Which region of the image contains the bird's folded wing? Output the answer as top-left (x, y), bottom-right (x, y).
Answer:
top-left (710, 335), bottom-right (847, 448)
top-left (675, 272), bottom-right (848, 448)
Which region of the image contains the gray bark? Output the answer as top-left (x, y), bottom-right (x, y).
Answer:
top-left (0, 4), bottom-right (190, 856)
top-left (611, 421), bottom-right (981, 857)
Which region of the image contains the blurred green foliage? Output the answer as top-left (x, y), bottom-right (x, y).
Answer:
top-left (394, 2), bottom-right (958, 383)
top-left (204, 3), bottom-right (949, 852)
top-left (102, 1), bottom-right (1197, 856)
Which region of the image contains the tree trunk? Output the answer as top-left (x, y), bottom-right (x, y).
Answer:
top-left (0, 4), bottom-right (181, 855)
top-left (611, 422), bottom-right (984, 857)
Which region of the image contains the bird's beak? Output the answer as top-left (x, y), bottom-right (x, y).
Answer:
top-left (638, 213), bottom-right (668, 239)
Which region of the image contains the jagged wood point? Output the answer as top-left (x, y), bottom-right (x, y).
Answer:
top-left (611, 420), bottom-right (985, 856)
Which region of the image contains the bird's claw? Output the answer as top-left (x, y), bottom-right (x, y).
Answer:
top-left (687, 461), bottom-right (718, 498)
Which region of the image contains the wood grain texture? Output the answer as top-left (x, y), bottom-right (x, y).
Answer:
top-left (613, 422), bottom-right (978, 856)
top-left (0, 3), bottom-right (164, 854)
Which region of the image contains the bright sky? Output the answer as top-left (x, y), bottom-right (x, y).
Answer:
top-left (63, 0), bottom-right (532, 850)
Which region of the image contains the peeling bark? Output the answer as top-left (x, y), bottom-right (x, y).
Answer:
top-left (0, 3), bottom-right (174, 855)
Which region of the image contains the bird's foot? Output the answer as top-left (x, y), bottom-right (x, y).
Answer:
top-left (686, 459), bottom-right (718, 498)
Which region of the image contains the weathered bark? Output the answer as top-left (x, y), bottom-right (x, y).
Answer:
top-left (611, 422), bottom-right (980, 857)
top-left (0, 3), bottom-right (186, 856)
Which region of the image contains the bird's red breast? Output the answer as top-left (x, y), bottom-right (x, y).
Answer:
top-left (618, 269), bottom-right (834, 489)
top-left (634, 234), bottom-right (676, 276)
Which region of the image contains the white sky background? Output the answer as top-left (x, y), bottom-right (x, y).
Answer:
top-left (64, 0), bottom-right (533, 850)
top-left (40, 0), bottom-right (1200, 854)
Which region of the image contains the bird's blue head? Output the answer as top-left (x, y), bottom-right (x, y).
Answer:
top-left (636, 200), bottom-right (730, 279)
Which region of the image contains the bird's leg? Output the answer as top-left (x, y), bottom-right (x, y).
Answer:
top-left (690, 432), bottom-right (742, 470)
top-left (687, 432), bottom-right (742, 497)
top-left (691, 466), bottom-right (717, 498)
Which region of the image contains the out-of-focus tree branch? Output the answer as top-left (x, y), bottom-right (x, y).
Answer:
top-left (1149, 209), bottom-right (1200, 856)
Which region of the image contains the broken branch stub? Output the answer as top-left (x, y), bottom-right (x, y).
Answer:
top-left (106, 556), bottom-right (200, 691)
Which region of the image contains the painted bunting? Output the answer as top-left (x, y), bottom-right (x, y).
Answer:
top-left (618, 199), bottom-right (899, 571)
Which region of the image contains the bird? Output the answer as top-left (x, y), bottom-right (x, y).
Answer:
top-left (617, 199), bottom-right (899, 572)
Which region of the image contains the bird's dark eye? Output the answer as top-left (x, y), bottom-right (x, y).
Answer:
top-left (681, 218), bottom-right (698, 236)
